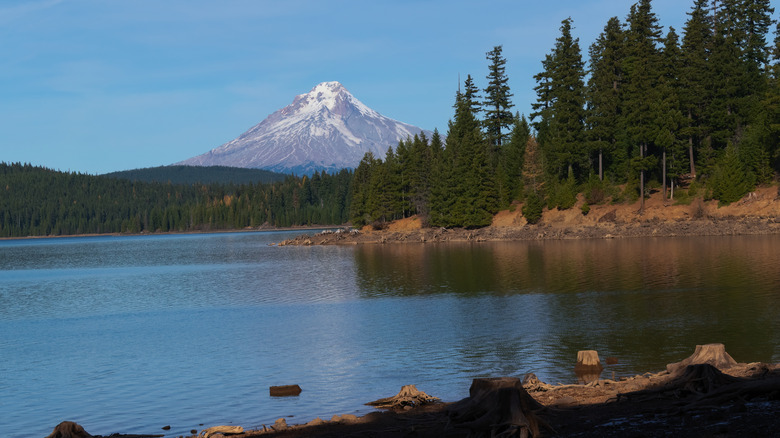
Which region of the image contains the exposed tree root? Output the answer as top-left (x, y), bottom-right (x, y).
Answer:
top-left (448, 377), bottom-right (551, 438)
top-left (366, 384), bottom-right (440, 410)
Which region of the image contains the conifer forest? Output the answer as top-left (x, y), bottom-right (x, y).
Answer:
top-left (2, 0), bottom-right (779, 237)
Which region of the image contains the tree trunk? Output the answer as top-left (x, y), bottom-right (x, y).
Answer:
top-left (599, 148), bottom-right (603, 181)
top-left (639, 142), bottom-right (645, 213)
top-left (662, 148), bottom-right (667, 202)
top-left (448, 377), bottom-right (548, 437)
top-left (687, 109), bottom-right (696, 177)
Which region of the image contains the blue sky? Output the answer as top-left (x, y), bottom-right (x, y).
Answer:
top-left (1, 0), bottom-right (776, 174)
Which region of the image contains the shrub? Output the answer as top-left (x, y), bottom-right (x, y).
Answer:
top-left (522, 192), bottom-right (544, 224)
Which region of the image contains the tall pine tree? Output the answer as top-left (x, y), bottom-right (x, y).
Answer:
top-left (532, 18), bottom-right (588, 183)
top-left (622, 0), bottom-right (663, 211)
top-left (586, 16), bottom-right (625, 181)
top-left (483, 46), bottom-right (514, 148)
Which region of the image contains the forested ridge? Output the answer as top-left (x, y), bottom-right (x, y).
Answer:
top-left (351, 0), bottom-right (780, 228)
top-left (0, 162), bottom-right (351, 237)
top-left (102, 165), bottom-right (288, 185)
top-left (3, 0), bottom-right (779, 238)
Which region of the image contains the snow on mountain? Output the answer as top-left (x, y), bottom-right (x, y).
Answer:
top-left (177, 81), bottom-right (433, 175)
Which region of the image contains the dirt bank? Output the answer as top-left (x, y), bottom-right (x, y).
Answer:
top-left (278, 186), bottom-right (780, 246)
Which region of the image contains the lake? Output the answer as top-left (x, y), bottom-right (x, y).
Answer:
top-left (1, 231), bottom-right (778, 437)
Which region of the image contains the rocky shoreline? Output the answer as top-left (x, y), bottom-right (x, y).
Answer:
top-left (48, 344), bottom-right (780, 437)
top-left (277, 187), bottom-right (780, 246)
top-left (277, 215), bottom-right (780, 246)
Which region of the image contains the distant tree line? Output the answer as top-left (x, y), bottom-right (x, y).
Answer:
top-left (351, 0), bottom-right (780, 228)
top-left (0, 162), bottom-right (351, 237)
top-left (102, 165), bottom-right (287, 185)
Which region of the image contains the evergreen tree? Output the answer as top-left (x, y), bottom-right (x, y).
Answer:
top-left (350, 152), bottom-right (379, 227)
top-left (533, 18), bottom-right (588, 183)
top-left (483, 45), bottom-right (514, 148)
top-left (586, 16), bottom-right (625, 181)
top-left (710, 142), bottom-right (754, 204)
top-left (655, 27), bottom-right (687, 200)
top-left (431, 86), bottom-right (497, 228)
top-left (707, 0), bottom-right (751, 149)
top-left (462, 74), bottom-right (483, 117)
top-left (497, 113), bottom-right (529, 206)
top-left (622, 0), bottom-right (663, 211)
top-left (679, 0), bottom-right (713, 178)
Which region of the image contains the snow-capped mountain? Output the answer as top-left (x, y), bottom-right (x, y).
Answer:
top-left (177, 81), bottom-right (432, 175)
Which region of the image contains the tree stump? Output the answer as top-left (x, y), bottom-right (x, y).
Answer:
top-left (448, 377), bottom-right (548, 438)
top-left (574, 350), bottom-right (603, 369)
top-left (45, 421), bottom-right (93, 438)
top-left (671, 364), bottom-right (741, 396)
top-left (666, 343), bottom-right (738, 376)
top-left (574, 350), bottom-right (603, 384)
top-left (366, 384), bottom-right (440, 409)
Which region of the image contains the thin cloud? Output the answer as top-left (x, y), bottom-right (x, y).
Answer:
top-left (0, 0), bottom-right (62, 24)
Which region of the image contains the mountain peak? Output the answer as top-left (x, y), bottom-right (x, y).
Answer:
top-left (177, 82), bottom-right (432, 175)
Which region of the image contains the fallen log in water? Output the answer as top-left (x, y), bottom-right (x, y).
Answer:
top-left (270, 384), bottom-right (302, 397)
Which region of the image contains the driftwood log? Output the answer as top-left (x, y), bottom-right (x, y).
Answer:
top-left (666, 343), bottom-right (737, 376)
top-left (269, 384), bottom-right (302, 396)
top-left (366, 384), bottom-right (440, 409)
top-left (448, 377), bottom-right (549, 438)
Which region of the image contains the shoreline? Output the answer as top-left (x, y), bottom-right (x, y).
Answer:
top-left (278, 215), bottom-right (780, 246)
top-left (279, 187), bottom-right (780, 245)
top-left (57, 350), bottom-right (780, 438)
top-left (0, 225), bottom-right (339, 242)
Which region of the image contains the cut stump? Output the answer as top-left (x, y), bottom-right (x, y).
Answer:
top-left (448, 377), bottom-right (548, 438)
top-left (574, 350), bottom-right (604, 384)
top-left (366, 384), bottom-right (440, 409)
top-left (666, 343), bottom-right (738, 376)
top-left (45, 421), bottom-right (93, 438)
top-left (574, 350), bottom-right (603, 369)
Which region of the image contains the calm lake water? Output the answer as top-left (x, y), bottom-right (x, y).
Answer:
top-left (1, 231), bottom-right (778, 437)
